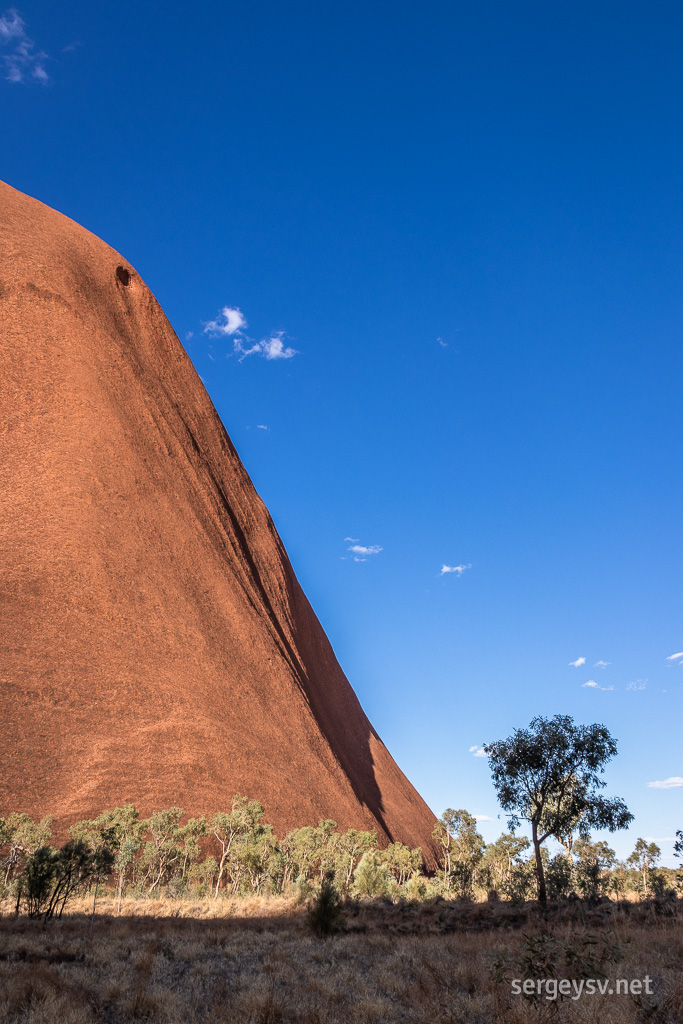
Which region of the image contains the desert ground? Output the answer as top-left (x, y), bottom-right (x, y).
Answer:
top-left (0, 895), bottom-right (681, 1024)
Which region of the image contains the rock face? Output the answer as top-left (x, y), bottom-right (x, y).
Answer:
top-left (0, 180), bottom-right (437, 859)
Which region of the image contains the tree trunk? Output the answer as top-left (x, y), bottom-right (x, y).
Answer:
top-left (214, 849), bottom-right (228, 899)
top-left (90, 878), bottom-right (99, 932)
top-left (117, 870), bottom-right (124, 914)
top-left (532, 824), bottom-right (547, 903)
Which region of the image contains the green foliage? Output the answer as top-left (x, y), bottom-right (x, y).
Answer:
top-left (674, 829), bottom-right (683, 893)
top-left (482, 833), bottom-right (530, 897)
top-left (334, 829), bottom-right (377, 892)
top-left (353, 850), bottom-right (391, 897)
top-left (307, 875), bottom-right (342, 937)
top-left (545, 853), bottom-right (574, 900)
top-left (210, 797), bottom-right (268, 896)
top-left (485, 714), bottom-right (632, 902)
top-left (405, 871), bottom-right (427, 900)
top-left (379, 842), bottom-right (422, 887)
top-left (1, 813), bottom-right (53, 891)
top-left (500, 859), bottom-right (536, 904)
top-left (492, 931), bottom-right (626, 1006)
top-left (20, 840), bottom-right (115, 921)
top-left (137, 808), bottom-right (207, 894)
top-left (432, 809), bottom-right (484, 896)
top-left (573, 839), bottom-right (615, 901)
top-left (627, 838), bottom-right (660, 896)
top-left (21, 845), bottom-right (57, 918)
top-left (187, 855), bottom-right (218, 896)
top-left (69, 805), bottom-right (144, 908)
top-left (235, 824), bottom-right (281, 894)
top-left (2, 789), bottom-right (658, 911)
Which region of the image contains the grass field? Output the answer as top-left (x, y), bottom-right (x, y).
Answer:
top-left (0, 896), bottom-right (681, 1023)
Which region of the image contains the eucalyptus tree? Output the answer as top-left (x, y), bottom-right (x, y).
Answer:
top-left (627, 838), bottom-right (660, 896)
top-left (485, 714), bottom-right (632, 903)
top-left (209, 796), bottom-right (266, 897)
top-left (432, 809), bottom-right (485, 894)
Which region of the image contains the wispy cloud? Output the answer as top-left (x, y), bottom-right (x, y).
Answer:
top-left (569, 657), bottom-right (586, 668)
top-left (594, 660), bottom-right (611, 668)
top-left (203, 306), bottom-right (297, 361)
top-left (347, 543), bottom-right (382, 563)
top-left (0, 8), bottom-right (22, 39)
top-left (256, 424), bottom-right (268, 431)
top-left (582, 680), bottom-right (614, 691)
top-left (437, 336), bottom-right (448, 348)
top-left (1, 8), bottom-right (48, 83)
top-left (344, 537), bottom-right (359, 543)
top-left (203, 306), bottom-right (247, 336)
top-left (647, 777), bottom-right (683, 789)
top-left (469, 745), bottom-right (488, 758)
top-left (475, 814), bottom-right (493, 822)
top-left (644, 836), bottom-right (676, 843)
top-left (666, 652), bottom-right (683, 661)
top-left (440, 563), bottom-right (471, 577)
top-left (626, 679), bottom-right (647, 691)
top-left (254, 332), bottom-right (297, 360)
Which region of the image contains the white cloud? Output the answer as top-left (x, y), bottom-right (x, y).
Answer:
top-left (437, 336), bottom-right (448, 348)
top-left (0, 9), bottom-right (23, 40)
top-left (440, 563), bottom-right (471, 577)
top-left (626, 679), bottom-right (647, 691)
top-left (203, 306), bottom-right (247, 336)
top-left (1, 9), bottom-right (48, 84)
top-left (647, 778), bottom-right (683, 789)
top-left (203, 306), bottom-right (297, 361)
top-left (258, 332), bottom-right (297, 360)
top-left (644, 837), bottom-right (676, 843)
top-left (569, 657), bottom-right (586, 668)
top-left (256, 424), bottom-right (268, 431)
top-left (469, 745), bottom-right (488, 758)
top-left (594, 660), bottom-right (611, 668)
top-left (343, 539), bottom-right (383, 563)
top-left (666, 652), bottom-right (683, 661)
top-left (475, 814), bottom-right (493, 822)
top-left (582, 680), bottom-right (614, 691)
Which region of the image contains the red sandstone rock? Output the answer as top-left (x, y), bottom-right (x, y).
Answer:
top-left (0, 180), bottom-right (437, 860)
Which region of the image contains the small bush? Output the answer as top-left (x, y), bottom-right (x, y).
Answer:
top-left (307, 875), bottom-right (342, 937)
top-left (353, 851), bottom-right (390, 898)
top-left (492, 930), bottom-right (627, 1007)
top-left (546, 854), bottom-right (573, 900)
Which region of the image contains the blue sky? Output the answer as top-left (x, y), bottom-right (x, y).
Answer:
top-left (2, 1), bottom-right (682, 864)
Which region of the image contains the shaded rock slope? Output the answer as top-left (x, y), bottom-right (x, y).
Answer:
top-left (0, 180), bottom-right (437, 859)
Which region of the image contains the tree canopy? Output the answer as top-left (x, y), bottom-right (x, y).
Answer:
top-left (484, 714), bottom-right (633, 902)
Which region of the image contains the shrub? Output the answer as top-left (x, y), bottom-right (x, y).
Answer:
top-left (546, 854), bottom-right (573, 900)
top-left (21, 846), bottom-right (57, 918)
top-left (492, 930), bottom-right (626, 1007)
top-left (307, 875), bottom-right (342, 937)
top-left (353, 851), bottom-right (390, 898)
top-left (19, 841), bottom-right (114, 921)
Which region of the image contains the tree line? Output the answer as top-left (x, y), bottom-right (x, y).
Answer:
top-left (1, 802), bottom-right (680, 918)
top-left (1, 715), bottom-right (680, 918)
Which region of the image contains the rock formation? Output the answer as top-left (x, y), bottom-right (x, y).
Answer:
top-left (0, 180), bottom-right (437, 859)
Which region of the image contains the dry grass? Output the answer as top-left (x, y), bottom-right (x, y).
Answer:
top-left (0, 896), bottom-right (681, 1023)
